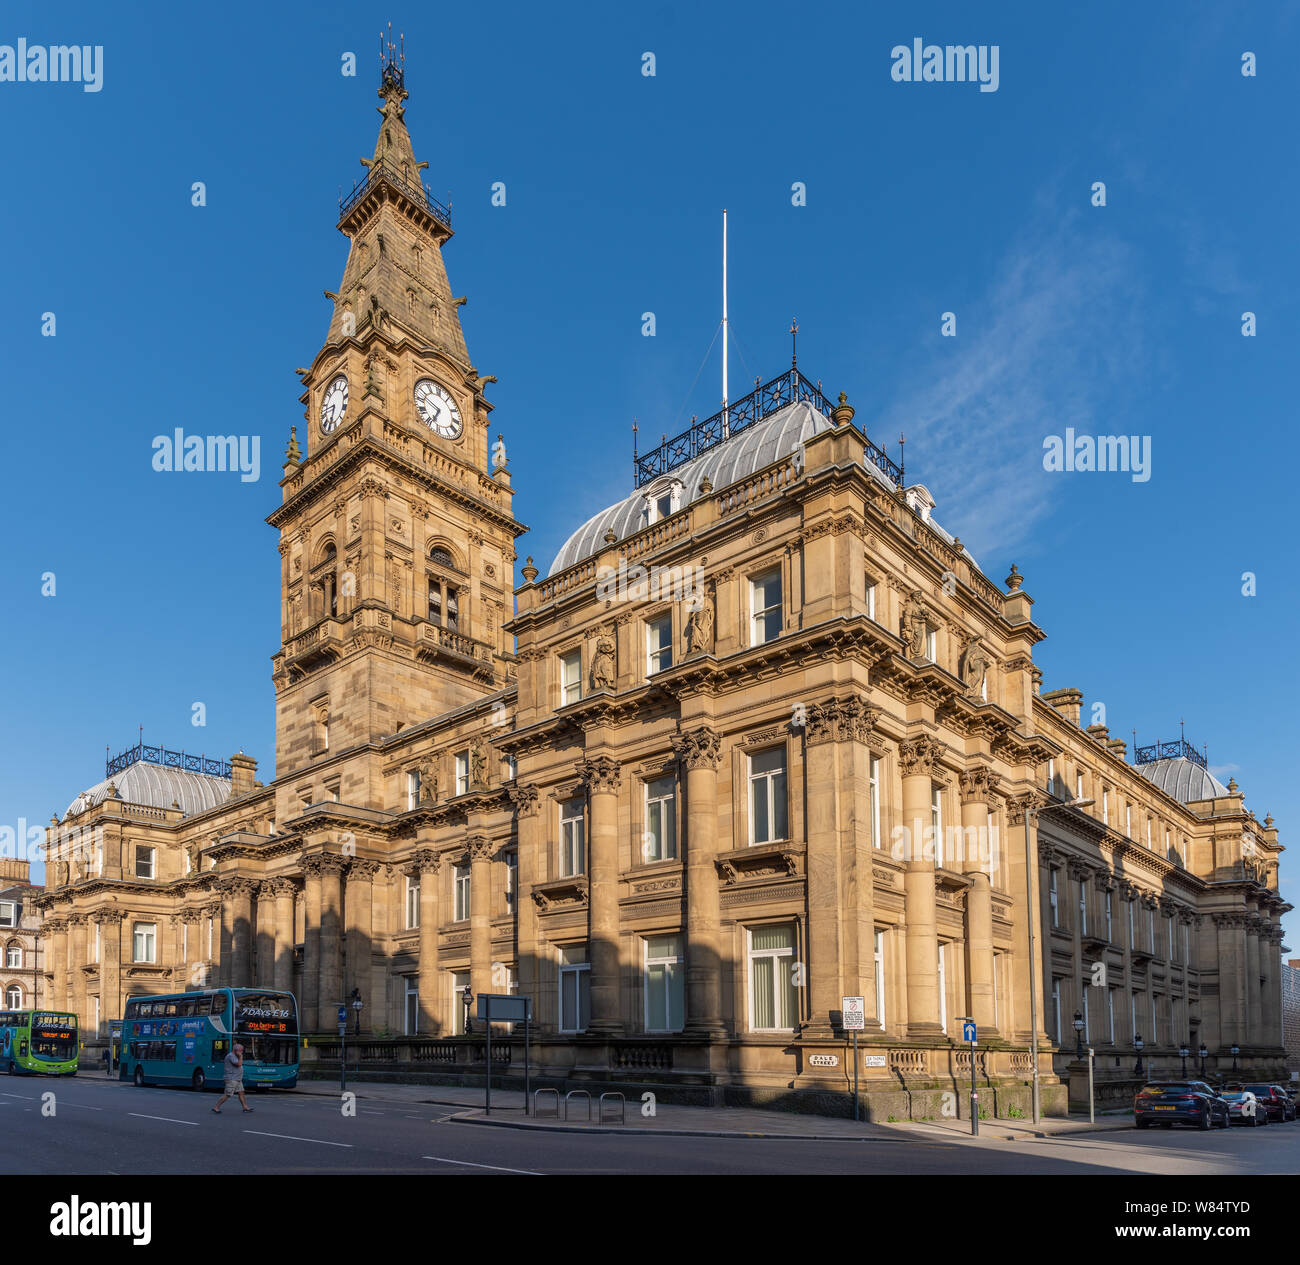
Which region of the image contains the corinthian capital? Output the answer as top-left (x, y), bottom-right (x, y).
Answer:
top-left (466, 834), bottom-right (496, 863)
top-left (672, 726), bottom-right (722, 771)
top-left (577, 755), bottom-right (621, 794)
top-left (508, 783), bottom-right (541, 817)
top-left (959, 766), bottom-right (996, 805)
top-left (898, 734), bottom-right (944, 778)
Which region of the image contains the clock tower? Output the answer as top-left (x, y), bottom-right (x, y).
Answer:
top-left (268, 41), bottom-right (523, 804)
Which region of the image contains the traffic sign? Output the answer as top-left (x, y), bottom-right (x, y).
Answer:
top-left (337, 1006), bottom-right (347, 1025)
top-left (962, 1020), bottom-right (977, 1043)
top-left (842, 996), bottom-right (866, 1031)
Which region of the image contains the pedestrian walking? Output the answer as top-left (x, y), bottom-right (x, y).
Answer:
top-left (211, 1042), bottom-right (253, 1114)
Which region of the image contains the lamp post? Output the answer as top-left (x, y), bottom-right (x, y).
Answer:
top-left (1179, 1043), bottom-right (1189, 1078)
top-left (1073, 1011), bottom-right (1085, 1060)
top-left (1198, 1044), bottom-right (1208, 1078)
top-left (1230, 1044), bottom-right (1239, 1073)
top-left (461, 984), bottom-right (473, 1036)
top-left (351, 988), bottom-right (363, 1036)
top-left (1134, 1034), bottom-right (1144, 1079)
top-left (1024, 797), bottom-right (1095, 1125)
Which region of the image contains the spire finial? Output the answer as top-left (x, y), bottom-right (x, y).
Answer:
top-left (789, 317), bottom-right (798, 370)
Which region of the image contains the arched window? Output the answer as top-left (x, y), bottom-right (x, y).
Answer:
top-left (430, 546), bottom-right (454, 568)
top-left (4, 944), bottom-right (20, 970)
top-left (427, 545), bottom-right (460, 632)
top-left (315, 541), bottom-right (339, 619)
top-left (5, 985), bottom-right (21, 1009)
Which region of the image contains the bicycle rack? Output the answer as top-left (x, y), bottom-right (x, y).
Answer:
top-left (564, 1089), bottom-right (592, 1121)
top-left (598, 1091), bottom-right (626, 1124)
top-left (533, 1088), bottom-right (560, 1119)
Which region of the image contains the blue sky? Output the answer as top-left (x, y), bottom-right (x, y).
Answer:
top-left (1, 1), bottom-right (1296, 940)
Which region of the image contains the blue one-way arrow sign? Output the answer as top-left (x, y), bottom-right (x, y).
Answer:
top-left (962, 1020), bottom-right (977, 1043)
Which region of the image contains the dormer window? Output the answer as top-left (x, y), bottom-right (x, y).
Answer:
top-left (644, 478), bottom-right (683, 524)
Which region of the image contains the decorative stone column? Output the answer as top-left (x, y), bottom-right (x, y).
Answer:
top-left (316, 855), bottom-right (347, 1023)
top-left (467, 836), bottom-right (495, 1013)
top-left (345, 861), bottom-right (378, 1027)
top-left (958, 768), bottom-right (997, 1032)
top-left (579, 755), bottom-right (623, 1034)
top-left (672, 726), bottom-right (725, 1036)
top-left (272, 879), bottom-right (296, 994)
top-left (301, 857), bottom-right (323, 1030)
top-left (1006, 795), bottom-right (1048, 1047)
top-left (67, 915), bottom-right (87, 1028)
top-left (44, 918), bottom-right (67, 1012)
top-left (1245, 916), bottom-right (1263, 1047)
top-left (1262, 926), bottom-right (1282, 1049)
top-left (254, 883), bottom-right (277, 987)
top-left (900, 736), bottom-right (943, 1036)
top-left (177, 910), bottom-right (197, 991)
top-left (202, 902), bottom-right (221, 990)
top-left (508, 785), bottom-right (541, 1022)
top-left (224, 878), bottom-right (257, 987)
top-left (415, 849), bottom-right (442, 1034)
top-left (1215, 913), bottom-right (1246, 1051)
top-left (1068, 859), bottom-right (1094, 1034)
top-left (98, 910), bottom-right (123, 1035)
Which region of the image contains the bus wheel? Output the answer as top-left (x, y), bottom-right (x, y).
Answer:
top-left (5, 1061), bottom-right (13, 1076)
top-left (133, 1065), bottom-right (145, 1088)
top-left (192, 1069), bottom-right (206, 1091)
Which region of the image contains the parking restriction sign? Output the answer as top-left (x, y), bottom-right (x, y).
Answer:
top-left (842, 996), bottom-right (866, 1031)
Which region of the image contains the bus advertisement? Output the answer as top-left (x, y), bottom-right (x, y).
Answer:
top-left (123, 988), bottom-right (299, 1091)
top-left (0, 1010), bottom-right (79, 1076)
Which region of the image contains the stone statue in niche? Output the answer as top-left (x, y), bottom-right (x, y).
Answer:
top-left (960, 635), bottom-right (990, 698)
top-left (590, 634), bottom-right (617, 690)
top-left (900, 591), bottom-right (930, 661)
top-left (684, 587), bottom-right (715, 655)
top-left (470, 737), bottom-right (488, 789)
top-left (418, 757), bottom-right (438, 805)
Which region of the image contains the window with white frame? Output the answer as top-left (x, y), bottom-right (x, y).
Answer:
top-left (931, 785), bottom-right (944, 867)
top-left (1125, 804), bottom-right (1132, 838)
top-left (749, 568), bottom-right (782, 645)
top-left (1146, 904), bottom-right (1155, 950)
top-left (135, 845), bottom-right (155, 879)
top-left (1106, 988), bottom-right (1116, 1043)
top-left (874, 929), bottom-right (886, 1028)
top-left (748, 924), bottom-right (798, 1031)
top-left (133, 922), bottom-right (157, 964)
top-left (937, 942), bottom-right (948, 1033)
top-left (560, 650), bottom-right (582, 705)
top-left (405, 875), bottom-right (420, 929)
top-left (646, 614), bottom-right (673, 675)
top-left (1078, 878), bottom-right (1088, 935)
top-left (748, 747), bottom-right (788, 845)
top-left (1102, 789), bottom-right (1109, 825)
top-left (94, 922), bottom-right (100, 963)
top-left (453, 865), bottom-right (470, 922)
top-left (1076, 771), bottom-right (1084, 800)
top-left (450, 970), bottom-right (470, 1035)
top-left (1167, 915), bottom-right (1174, 960)
top-left (925, 626), bottom-right (937, 661)
top-left (407, 769), bottom-right (420, 810)
top-left (865, 576), bottom-right (877, 622)
top-left (4, 986), bottom-right (20, 1010)
top-left (1049, 868), bottom-right (1059, 927)
top-left (1082, 986), bottom-right (1090, 1041)
top-left (1146, 817), bottom-right (1152, 848)
top-left (1130, 991), bottom-right (1138, 1042)
top-left (644, 933), bottom-right (684, 1032)
top-left (454, 749), bottom-right (470, 796)
top-left (503, 754), bottom-right (517, 782)
top-left (404, 977), bottom-right (419, 1035)
top-left (4, 944), bottom-right (19, 969)
top-left (1105, 888), bottom-right (1113, 941)
top-left (869, 756), bottom-right (881, 849)
top-left (560, 799), bottom-right (586, 876)
top-left (1051, 978), bottom-right (1062, 1041)
top-left (207, 916), bottom-right (214, 959)
top-left (505, 853), bottom-right (517, 910)
top-left (643, 776), bottom-right (677, 862)
top-left (992, 952), bottom-right (1001, 1029)
top-left (559, 945), bottom-right (590, 1032)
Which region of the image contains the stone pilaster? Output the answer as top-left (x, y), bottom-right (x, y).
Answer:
top-left (959, 766), bottom-right (997, 1033)
top-left (316, 855), bottom-right (347, 1023)
top-left (900, 735), bottom-right (943, 1036)
top-left (344, 861), bottom-right (379, 1026)
top-left (301, 857), bottom-right (323, 1030)
top-left (272, 879), bottom-right (296, 994)
top-left (223, 878), bottom-right (258, 987)
top-left (415, 849), bottom-right (442, 1034)
top-left (579, 755), bottom-right (623, 1034)
top-left (467, 837), bottom-right (495, 1013)
top-left (508, 784), bottom-right (541, 1023)
top-left (97, 911), bottom-right (123, 1035)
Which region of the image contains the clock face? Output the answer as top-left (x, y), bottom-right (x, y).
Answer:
top-left (319, 374), bottom-right (348, 433)
top-left (414, 378), bottom-right (462, 438)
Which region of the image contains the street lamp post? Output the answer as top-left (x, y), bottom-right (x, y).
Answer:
top-left (1198, 1044), bottom-right (1208, 1078)
top-left (1073, 1011), bottom-right (1085, 1060)
top-left (1179, 1043), bottom-right (1189, 1078)
top-left (1134, 1035), bottom-right (1144, 1078)
top-left (461, 985), bottom-right (474, 1036)
top-left (1024, 797), bottom-right (1094, 1125)
top-left (1230, 1044), bottom-right (1239, 1073)
top-left (351, 988), bottom-right (363, 1036)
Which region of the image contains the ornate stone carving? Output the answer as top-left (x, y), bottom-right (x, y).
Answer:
top-left (413, 848), bottom-right (441, 876)
top-left (672, 726), bottom-right (722, 771)
top-left (466, 835), bottom-right (495, 863)
top-left (469, 736), bottom-right (489, 790)
top-left (577, 755), bottom-right (621, 795)
top-left (589, 633), bottom-right (616, 691)
top-left (958, 766), bottom-right (995, 805)
top-left (417, 756), bottom-right (439, 805)
top-left (900, 590), bottom-right (931, 661)
top-left (508, 783), bottom-right (540, 817)
top-left (898, 734), bottom-right (944, 777)
top-left (683, 588), bottom-right (715, 655)
top-left (348, 859), bottom-right (381, 881)
top-left (959, 635), bottom-right (990, 699)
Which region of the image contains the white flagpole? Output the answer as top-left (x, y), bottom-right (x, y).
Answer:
top-left (722, 208), bottom-right (729, 438)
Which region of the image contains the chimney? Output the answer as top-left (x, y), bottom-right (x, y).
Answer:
top-left (1042, 687), bottom-right (1083, 727)
top-left (230, 752), bottom-right (258, 798)
top-left (0, 859), bottom-right (30, 885)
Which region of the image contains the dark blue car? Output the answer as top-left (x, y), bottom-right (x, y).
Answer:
top-left (1134, 1081), bottom-right (1230, 1130)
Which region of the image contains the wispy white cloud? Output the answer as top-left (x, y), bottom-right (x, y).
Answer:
top-left (875, 208), bottom-right (1147, 561)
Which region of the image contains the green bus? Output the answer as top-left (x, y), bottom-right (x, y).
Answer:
top-left (0, 1010), bottom-right (79, 1076)
top-left (122, 988), bottom-right (299, 1091)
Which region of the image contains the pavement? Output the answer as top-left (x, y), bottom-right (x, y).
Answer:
top-left (290, 1077), bottom-right (1135, 1141)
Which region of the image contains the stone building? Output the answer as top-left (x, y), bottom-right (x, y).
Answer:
top-left (33, 51), bottom-right (1287, 1114)
top-left (1281, 959), bottom-right (1300, 1080)
top-left (0, 860), bottom-right (47, 1014)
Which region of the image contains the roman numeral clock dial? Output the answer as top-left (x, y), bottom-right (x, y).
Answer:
top-left (414, 378), bottom-right (462, 439)
top-left (319, 373), bottom-right (348, 433)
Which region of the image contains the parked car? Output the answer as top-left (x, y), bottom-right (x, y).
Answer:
top-left (1226, 1083), bottom-right (1295, 1122)
top-left (1221, 1088), bottom-right (1270, 1126)
top-left (1134, 1081), bottom-right (1230, 1130)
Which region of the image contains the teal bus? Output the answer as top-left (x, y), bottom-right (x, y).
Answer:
top-left (122, 988), bottom-right (299, 1091)
top-left (0, 1010), bottom-right (79, 1076)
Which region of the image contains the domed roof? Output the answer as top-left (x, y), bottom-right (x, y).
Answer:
top-left (65, 761), bottom-right (232, 820)
top-left (1136, 757), bottom-right (1232, 804)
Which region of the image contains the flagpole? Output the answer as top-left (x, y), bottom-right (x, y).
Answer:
top-left (722, 209), bottom-right (729, 439)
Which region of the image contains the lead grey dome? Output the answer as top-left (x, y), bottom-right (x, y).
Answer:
top-left (65, 762), bottom-right (232, 819)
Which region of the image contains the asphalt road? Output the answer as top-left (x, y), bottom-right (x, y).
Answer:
top-left (3, 1075), bottom-right (1299, 1175)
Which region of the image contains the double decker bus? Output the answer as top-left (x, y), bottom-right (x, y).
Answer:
top-left (0, 1011), bottom-right (79, 1076)
top-left (122, 988), bottom-right (299, 1091)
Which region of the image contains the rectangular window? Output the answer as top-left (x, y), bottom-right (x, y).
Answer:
top-left (937, 943), bottom-right (948, 1033)
top-left (1168, 916), bottom-right (1175, 961)
top-left (94, 922), bottom-right (100, 963)
top-left (1130, 991), bottom-right (1138, 1042)
top-left (560, 800), bottom-right (586, 876)
top-left (1051, 978), bottom-right (1061, 1042)
top-left (135, 846), bottom-right (155, 880)
top-left (644, 933), bottom-right (684, 1032)
top-left (925, 627), bottom-right (937, 661)
top-left (644, 776), bottom-right (677, 862)
top-left (407, 770), bottom-right (420, 810)
top-left (1150, 992), bottom-right (1158, 1046)
top-left (451, 970), bottom-right (470, 1035)
top-left (404, 977), bottom-right (419, 1036)
top-left (405, 876), bottom-right (420, 930)
top-left (931, 786), bottom-right (944, 868)
top-left (1049, 868), bottom-right (1059, 928)
top-left (503, 754), bottom-right (517, 782)
top-left (748, 747), bottom-right (788, 845)
top-left (1125, 804), bottom-right (1132, 838)
top-left (874, 929), bottom-right (886, 1028)
top-left (1076, 771), bottom-right (1084, 800)
top-left (646, 614), bottom-right (673, 675)
top-left (1082, 986), bottom-right (1090, 1042)
top-left (454, 750), bottom-right (470, 796)
top-left (987, 808), bottom-right (1000, 885)
top-left (1105, 889), bottom-right (1113, 941)
top-left (1107, 989), bottom-right (1116, 1043)
top-left (505, 854), bottom-right (517, 910)
top-left (748, 924), bottom-right (798, 1031)
top-left (453, 865), bottom-right (470, 922)
top-left (1127, 898), bottom-right (1134, 949)
top-left (560, 650), bottom-right (582, 705)
top-left (1078, 879), bottom-right (1087, 936)
top-left (558, 946), bottom-right (590, 1033)
top-left (1102, 789), bottom-right (1109, 825)
top-left (133, 923), bottom-right (156, 964)
top-left (865, 578), bottom-right (877, 622)
top-left (869, 756), bottom-right (881, 849)
top-left (1146, 904), bottom-right (1155, 951)
top-left (749, 568), bottom-right (782, 645)
top-left (1183, 922), bottom-right (1189, 965)
top-left (1146, 817), bottom-right (1152, 848)
top-left (992, 952), bottom-right (1001, 1029)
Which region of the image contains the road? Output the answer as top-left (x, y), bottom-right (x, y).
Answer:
top-left (2, 1075), bottom-right (1300, 1175)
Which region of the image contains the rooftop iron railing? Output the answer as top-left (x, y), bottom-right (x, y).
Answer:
top-left (106, 742), bottom-right (232, 780)
top-left (338, 156), bottom-right (452, 229)
top-left (1133, 737), bottom-right (1206, 769)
